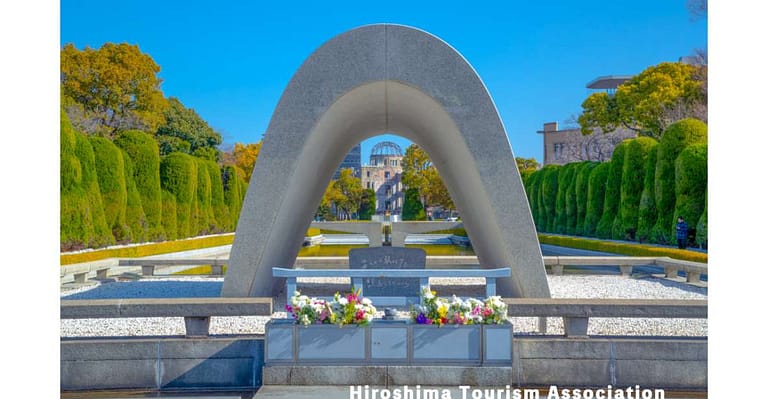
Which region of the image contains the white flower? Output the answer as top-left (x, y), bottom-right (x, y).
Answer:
top-left (361, 298), bottom-right (372, 306)
top-left (338, 297), bottom-right (348, 306)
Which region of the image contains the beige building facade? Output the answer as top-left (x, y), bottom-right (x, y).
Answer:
top-left (539, 122), bottom-right (636, 165)
top-left (360, 142), bottom-right (405, 214)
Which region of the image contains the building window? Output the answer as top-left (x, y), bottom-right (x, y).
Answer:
top-left (385, 171), bottom-right (390, 179)
top-left (366, 171), bottom-right (370, 177)
top-left (385, 185), bottom-right (391, 196)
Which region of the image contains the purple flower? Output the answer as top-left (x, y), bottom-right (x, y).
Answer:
top-left (415, 313), bottom-right (429, 324)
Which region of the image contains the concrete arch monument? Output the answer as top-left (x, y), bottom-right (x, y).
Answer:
top-left (222, 24), bottom-right (551, 299)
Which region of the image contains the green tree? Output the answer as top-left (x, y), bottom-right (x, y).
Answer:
top-left (578, 62), bottom-right (706, 140)
top-left (614, 137), bottom-right (658, 240)
top-left (401, 144), bottom-right (431, 203)
top-left (423, 167), bottom-right (454, 212)
top-left (60, 111), bottom-right (114, 249)
top-left (696, 190), bottom-right (707, 249)
top-left (539, 165), bottom-right (560, 232)
top-left (61, 43), bottom-right (169, 137)
top-left (574, 162), bottom-right (598, 235)
top-left (650, 119), bottom-right (707, 243)
top-left (636, 142), bottom-right (660, 243)
top-left (89, 137), bottom-right (130, 242)
top-left (583, 162), bottom-right (611, 237)
top-left (193, 158), bottom-right (214, 235)
top-left (554, 163), bottom-right (577, 234)
top-left (156, 97), bottom-right (222, 158)
top-left (524, 170), bottom-right (544, 230)
top-left (566, 162), bottom-right (589, 235)
top-left (596, 142), bottom-right (628, 238)
top-left (358, 188), bottom-right (376, 220)
top-left (120, 149), bottom-right (148, 243)
top-left (332, 168), bottom-right (363, 220)
top-left (516, 157), bottom-right (540, 182)
top-left (674, 144), bottom-right (707, 241)
top-left (402, 188), bottom-right (427, 221)
top-left (114, 130), bottom-right (165, 240)
top-left (160, 190), bottom-right (178, 240)
top-left (203, 160), bottom-right (229, 232)
top-left (223, 165), bottom-right (246, 228)
top-left (160, 153), bottom-right (198, 238)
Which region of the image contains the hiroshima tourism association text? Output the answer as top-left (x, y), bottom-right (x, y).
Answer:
top-left (349, 385), bottom-right (666, 399)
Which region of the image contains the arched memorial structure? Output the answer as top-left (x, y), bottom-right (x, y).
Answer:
top-left (222, 24), bottom-right (551, 299)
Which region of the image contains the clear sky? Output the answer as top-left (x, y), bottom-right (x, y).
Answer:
top-left (60, 0), bottom-right (706, 164)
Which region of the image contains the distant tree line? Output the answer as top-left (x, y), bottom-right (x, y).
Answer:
top-left (524, 118), bottom-right (708, 247)
top-left (60, 42), bottom-right (253, 251)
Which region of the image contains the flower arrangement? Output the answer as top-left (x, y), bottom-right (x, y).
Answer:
top-left (410, 287), bottom-right (508, 326)
top-left (285, 288), bottom-right (377, 326)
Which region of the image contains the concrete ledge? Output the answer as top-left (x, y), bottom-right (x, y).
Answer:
top-left (61, 297), bottom-right (272, 319)
top-left (61, 335), bottom-right (707, 391)
top-left (503, 298), bottom-right (707, 318)
top-left (61, 337), bottom-right (264, 391)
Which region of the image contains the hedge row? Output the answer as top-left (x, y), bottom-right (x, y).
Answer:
top-left (525, 119), bottom-right (708, 248)
top-left (538, 234), bottom-right (707, 263)
top-left (61, 118), bottom-right (248, 251)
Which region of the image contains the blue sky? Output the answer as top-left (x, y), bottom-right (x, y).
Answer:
top-left (60, 0), bottom-right (706, 164)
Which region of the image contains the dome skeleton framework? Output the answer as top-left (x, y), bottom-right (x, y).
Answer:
top-left (370, 141), bottom-right (404, 158)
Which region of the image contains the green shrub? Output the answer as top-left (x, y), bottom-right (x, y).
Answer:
top-left (565, 162), bottom-right (589, 235)
top-left (651, 118), bottom-right (707, 243)
top-left (613, 137), bottom-right (658, 240)
top-left (540, 165), bottom-right (560, 232)
top-left (524, 170), bottom-right (543, 231)
top-left (115, 130), bottom-right (165, 240)
top-left (223, 165), bottom-right (244, 229)
top-left (90, 137), bottom-right (130, 242)
top-left (696, 191), bottom-right (707, 248)
top-left (636, 143), bottom-right (659, 243)
top-left (193, 158), bottom-right (214, 235)
top-left (120, 149), bottom-right (148, 243)
top-left (596, 141), bottom-right (628, 238)
top-left (160, 152), bottom-right (198, 238)
top-left (574, 162), bottom-right (598, 235)
top-left (61, 110), bottom-right (100, 250)
top-left (402, 188), bottom-right (427, 221)
top-left (583, 162), bottom-right (610, 237)
top-left (554, 163), bottom-right (577, 234)
top-left (203, 160), bottom-right (229, 232)
top-left (160, 190), bottom-right (178, 240)
top-left (674, 144), bottom-right (707, 243)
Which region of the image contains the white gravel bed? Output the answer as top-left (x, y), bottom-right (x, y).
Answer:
top-left (61, 275), bottom-right (707, 338)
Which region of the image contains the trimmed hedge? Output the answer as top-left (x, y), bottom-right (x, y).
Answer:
top-left (674, 144), bottom-right (707, 239)
top-left (61, 234), bottom-right (235, 265)
top-left (565, 162), bottom-right (589, 235)
top-left (554, 163), bottom-right (577, 234)
top-left (524, 170), bottom-right (543, 231)
top-left (223, 165), bottom-right (245, 229)
top-left (161, 152), bottom-right (198, 239)
top-left (539, 165), bottom-right (560, 232)
top-left (696, 190), bottom-right (707, 248)
top-left (90, 137), bottom-right (130, 242)
top-left (613, 137), bottom-right (658, 240)
top-left (120, 149), bottom-right (148, 243)
top-left (115, 130), bottom-right (165, 240)
top-left (60, 111), bottom-right (114, 250)
top-left (402, 188), bottom-right (427, 221)
top-left (583, 162), bottom-right (610, 237)
top-left (574, 162), bottom-right (598, 235)
top-left (194, 157), bottom-right (214, 235)
top-left (596, 141), bottom-right (628, 238)
top-left (161, 190), bottom-right (178, 240)
top-left (538, 234), bottom-right (707, 263)
top-left (636, 142), bottom-right (659, 243)
top-left (204, 160), bottom-right (229, 232)
top-left (651, 118), bottom-right (707, 243)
